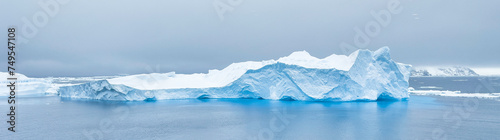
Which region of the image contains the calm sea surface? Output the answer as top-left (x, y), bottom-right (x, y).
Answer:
top-left (410, 76), bottom-right (500, 93)
top-left (1, 95), bottom-right (499, 140)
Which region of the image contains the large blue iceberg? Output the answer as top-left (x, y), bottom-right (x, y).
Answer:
top-left (58, 47), bottom-right (412, 101)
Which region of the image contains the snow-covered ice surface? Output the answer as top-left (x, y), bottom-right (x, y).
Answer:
top-left (0, 72), bottom-right (52, 96)
top-left (0, 73), bottom-right (121, 97)
top-left (411, 66), bottom-right (479, 77)
top-left (471, 68), bottom-right (500, 76)
top-left (45, 76), bottom-right (121, 94)
top-left (106, 50), bottom-right (357, 90)
top-left (59, 47), bottom-right (413, 101)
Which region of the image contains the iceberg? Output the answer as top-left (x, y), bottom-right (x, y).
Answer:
top-left (58, 47), bottom-right (412, 101)
top-left (0, 72), bottom-right (53, 96)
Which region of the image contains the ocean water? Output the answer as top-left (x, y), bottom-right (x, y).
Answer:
top-left (1, 95), bottom-right (499, 140)
top-left (410, 77), bottom-right (500, 93)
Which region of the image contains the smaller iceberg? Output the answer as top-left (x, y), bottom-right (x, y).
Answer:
top-left (0, 72), bottom-right (52, 96)
top-left (59, 47), bottom-right (412, 101)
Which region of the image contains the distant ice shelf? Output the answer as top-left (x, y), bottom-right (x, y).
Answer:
top-left (58, 47), bottom-right (413, 101)
top-left (408, 87), bottom-right (500, 99)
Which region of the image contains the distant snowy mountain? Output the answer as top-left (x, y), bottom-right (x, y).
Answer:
top-left (411, 66), bottom-right (479, 77)
top-left (59, 47), bottom-right (413, 101)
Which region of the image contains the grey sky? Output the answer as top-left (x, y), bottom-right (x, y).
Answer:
top-left (1, 0), bottom-right (499, 77)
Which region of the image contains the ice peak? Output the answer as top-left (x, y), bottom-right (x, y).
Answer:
top-left (277, 50), bottom-right (318, 63)
top-left (374, 46), bottom-right (391, 60)
top-left (286, 50), bottom-right (313, 59)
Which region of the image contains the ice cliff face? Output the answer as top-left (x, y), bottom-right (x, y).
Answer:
top-left (411, 66), bottom-right (479, 77)
top-left (59, 47), bottom-right (412, 101)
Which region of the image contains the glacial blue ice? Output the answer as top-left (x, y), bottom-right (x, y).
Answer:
top-left (58, 47), bottom-right (412, 101)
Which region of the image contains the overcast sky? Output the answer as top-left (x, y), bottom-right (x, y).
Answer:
top-left (1, 0), bottom-right (499, 77)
